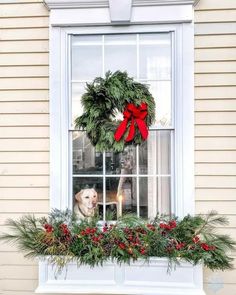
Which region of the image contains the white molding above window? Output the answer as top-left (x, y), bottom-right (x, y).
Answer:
top-left (44, 0), bottom-right (200, 10)
top-left (44, 0), bottom-right (198, 26)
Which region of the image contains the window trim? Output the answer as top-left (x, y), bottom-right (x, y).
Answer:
top-left (50, 23), bottom-right (194, 218)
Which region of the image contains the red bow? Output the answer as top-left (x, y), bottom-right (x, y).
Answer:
top-left (114, 103), bottom-right (148, 142)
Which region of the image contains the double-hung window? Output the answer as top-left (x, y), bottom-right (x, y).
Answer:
top-left (39, 2), bottom-right (197, 293)
top-left (50, 23), bottom-right (194, 220)
top-left (70, 32), bottom-right (173, 220)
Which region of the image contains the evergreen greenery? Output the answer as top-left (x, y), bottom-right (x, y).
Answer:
top-left (75, 71), bottom-right (155, 152)
top-left (0, 209), bottom-right (235, 272)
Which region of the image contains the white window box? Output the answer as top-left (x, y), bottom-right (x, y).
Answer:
top-left (36, 257), bottom-right (205, 295)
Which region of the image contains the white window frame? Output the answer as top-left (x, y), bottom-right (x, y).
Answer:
top-left (50, 23), bottom-right (194, 218)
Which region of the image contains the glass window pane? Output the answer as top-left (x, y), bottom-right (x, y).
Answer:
top-left (106, 177), bottom-right (137, 218)
top-left (71, 82), bottom-right (86, 126)
top-left (105, 146), bottom-right (136, 175)
top-left (148, 81), bottom-right (171, 127)
top-left (139, 33), bottom-right (171, 80)
top-left (73, 177), bottom-right (103, 219)
top-left (73, 131), bottom-right (103, 175)
top-left (70, 33), bottom-right (173, 219)
top-left (139, 130), bottom-right (171, 175)
top-left (72, 35), bottom-right (103, 80)
top-left (139, 177), bottom-right (171, 218)
top-left (158, 177), bottom-right (171, 215)
top-left (104, 34), bottom-right (137, 78)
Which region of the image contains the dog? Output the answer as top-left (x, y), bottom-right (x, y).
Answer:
top-left (74, 188), bottom-right (98, 219)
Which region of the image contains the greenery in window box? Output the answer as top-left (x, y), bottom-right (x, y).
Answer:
top-left (0, 209), bottom-right (235, 272)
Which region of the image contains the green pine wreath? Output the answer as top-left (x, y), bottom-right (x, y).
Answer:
top-left (75, 71), bottom-right (155, 152)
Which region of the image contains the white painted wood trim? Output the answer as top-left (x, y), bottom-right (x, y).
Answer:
top-left (109, 0), bottom-right (132, 23)
top-left (43, 0), bottom-right (200, 10)
top-left (48, 5), bottom-right (194, 26)
top-left (49, 23), bottom-right (195, 217)
top-left (36, 258), bottom-right (205, 295)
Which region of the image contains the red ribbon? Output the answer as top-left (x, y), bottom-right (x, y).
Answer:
top-left (114, 103), bottom-right (148, 142)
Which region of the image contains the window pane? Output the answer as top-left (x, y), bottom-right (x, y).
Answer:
top-left (104, 34), bottom-right (137, 78)
top-left (71, 82), bottom-right (86, 126)
top-left (139, 177), bottom-right (171, 218)
top-left (73, 177), bottom-right (103, 219)
top-left (72, 131), bottom-right (103, 175)
top-left (106, 177), bottom-right (137, 218)
top-left (139, 130), bottom-right (171, 175)
top-left (72, 35), bottom-right (103, 80)
top-left (148, 81), bottom-right (172, 127)
top-left (139, 33), bottom-right (171, 80)
top-left (105, 146), bottom-right (136, 175)
top-left (70, 33), bottom-right (173, 219)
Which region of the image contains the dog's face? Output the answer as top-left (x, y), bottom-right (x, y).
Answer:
top-left (75, 188), bottom-right (98, 217)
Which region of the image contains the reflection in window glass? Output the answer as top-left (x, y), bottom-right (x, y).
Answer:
top-left (71, 83), bottom-right (86, 125)
top-left (72, 35), bottom-right (103, 80)
top-left (73, 132), bottom-right (103, 175)
top-left (139, 177), bottom-right (171, 218)
top-left (106, 146), bottom-right (136, 175)
top-left (148, 81), bottom-right (171, 127)
top-left (104, 35), bottom-right (137, 78)
top-left (139, 33), bottom-right (171, 81)
top-left (106, 177), bottom-right (137, 218)
top-left (139, 130), bottom-right (171, 175)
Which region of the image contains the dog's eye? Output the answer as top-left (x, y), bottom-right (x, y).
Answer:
top-left (85, 196), bottom-right (89, 199)
top-left (93, 195), bottom-right (96, 198)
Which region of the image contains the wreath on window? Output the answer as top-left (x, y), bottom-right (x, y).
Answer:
top-left (75, 71), bottom-right (155, 152)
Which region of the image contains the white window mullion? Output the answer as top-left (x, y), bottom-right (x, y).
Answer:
top-left (136, 145), bottom-right (140, 217)
top-left (103, 152), bottom-right (106, 221)
top-left (102, 35), bottom-right (105, 77)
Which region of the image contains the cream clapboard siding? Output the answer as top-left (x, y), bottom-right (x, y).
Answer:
top-left (195, 0), bottom-right (236, 294)
top-left (0, 0), bottom-right (236, 294)
top-left (0, 1), bottom-right (49, 295)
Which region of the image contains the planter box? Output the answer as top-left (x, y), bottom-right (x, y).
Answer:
top-left (35, 258), bottom-right (206, 295)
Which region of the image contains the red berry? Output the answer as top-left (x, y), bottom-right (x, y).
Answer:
top-left (118, 243), bottom-right (126, 250)
top-left (169, 220), bottom-right (177, 229)
top-left (201, 243), bottom-right (210, 251)
top-left (44, 224), bottom-right (53, 233)
top-left (192, 236), bottom-right (200, 244)
top-left (175, 242), bottom-right (185, 250)
top-left (147, 224), bottom-right (155, 231)
top-left (140, 248), bottom-right (146, 255)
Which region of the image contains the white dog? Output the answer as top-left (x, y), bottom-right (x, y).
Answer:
top-left (74, 188), bottom-right (98, 219)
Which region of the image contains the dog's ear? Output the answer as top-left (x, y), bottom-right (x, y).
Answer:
top-left (91, 188), bottom-right (98, 197)
top-left (75, 190), bottom-right (84, 202)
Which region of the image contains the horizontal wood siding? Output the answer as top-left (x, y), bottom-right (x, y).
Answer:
top-left (0, 1), bottom-right (235, 295)
top-left (195, 1), bottom-right (236, 294)
top-left (0, 1), bottom-right (49, 294)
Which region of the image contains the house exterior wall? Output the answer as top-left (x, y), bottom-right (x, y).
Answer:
top-left (0, 0), bottom-right (235, 294)
top-left (0, 1), bottom-right (49, 294)
top-left (194, 1), bottom-right (236, 294)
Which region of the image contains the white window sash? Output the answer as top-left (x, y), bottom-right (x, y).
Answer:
top-left (50, 23), bottom-right (194, 218)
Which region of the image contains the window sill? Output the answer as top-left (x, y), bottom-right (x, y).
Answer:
top-left (36, 257), bottom-right (205, 295)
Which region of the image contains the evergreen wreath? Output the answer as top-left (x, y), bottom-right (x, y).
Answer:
top-left (75, 71), bottom-right (155, 152)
